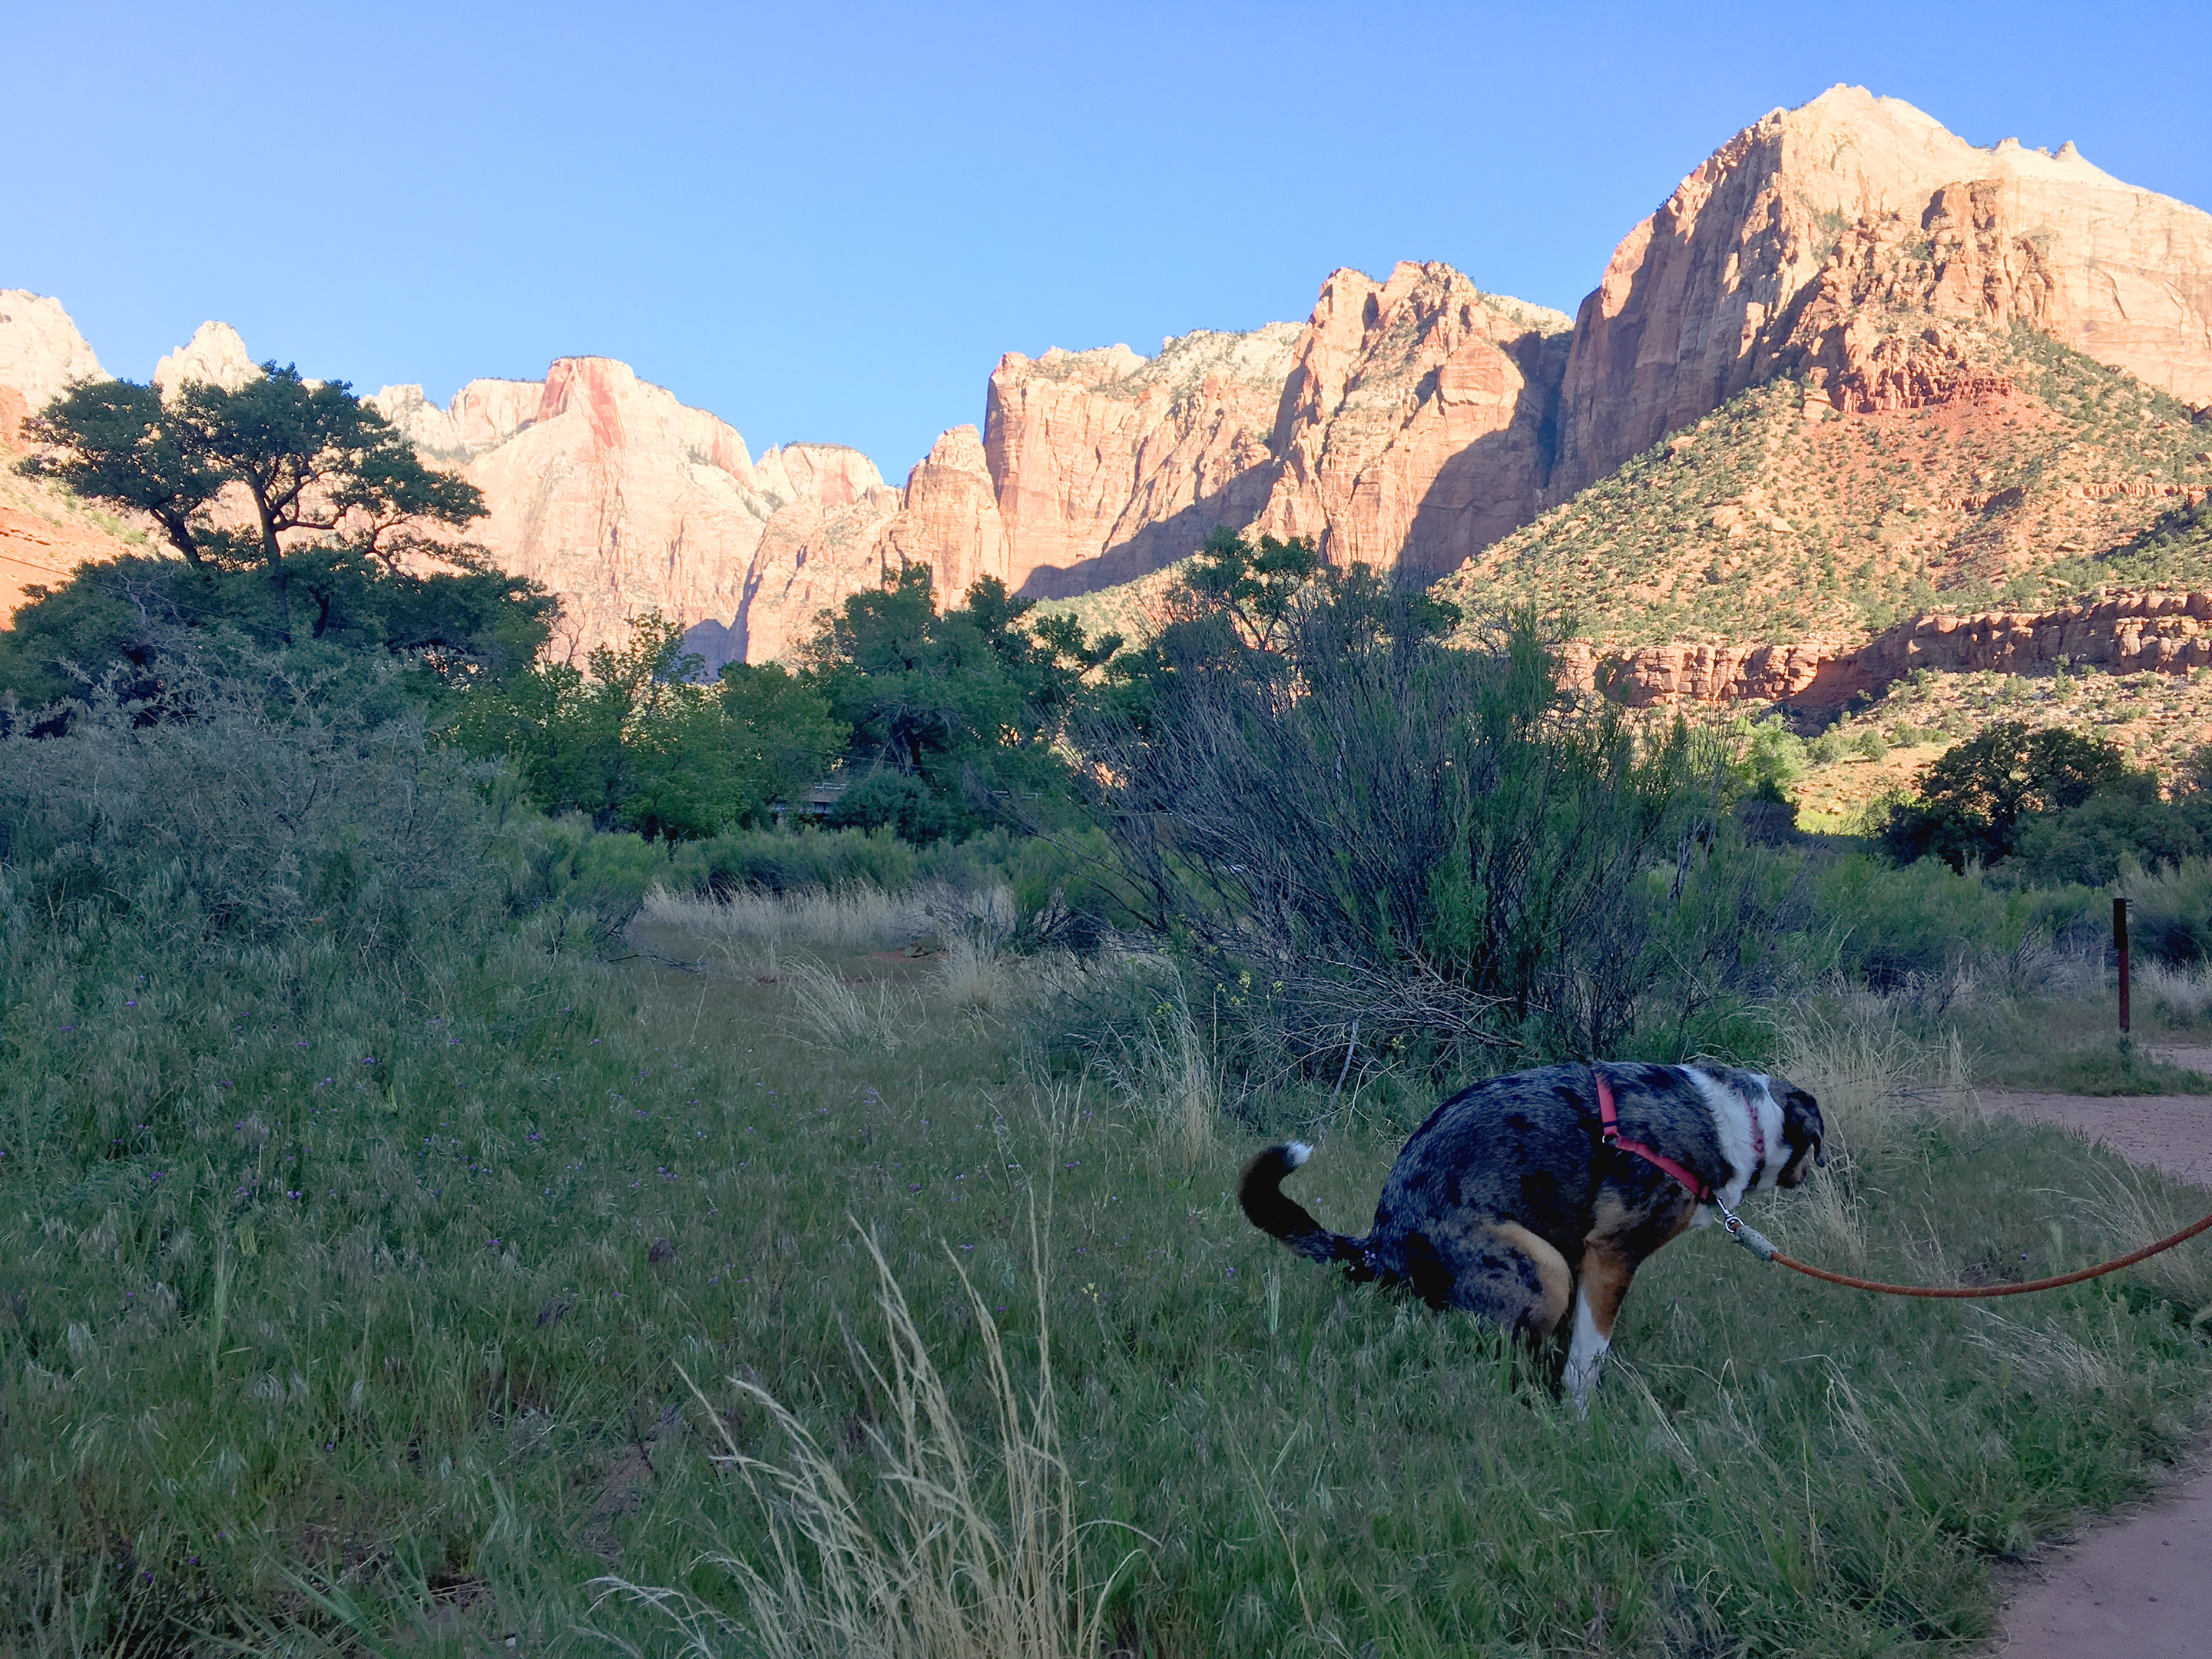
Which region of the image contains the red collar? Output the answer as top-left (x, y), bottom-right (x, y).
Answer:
top-left (1594, 1068), bottom-right (1713, 1204)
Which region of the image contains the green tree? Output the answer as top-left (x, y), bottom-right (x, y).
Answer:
top-left (0, 551), bottom-right (555, 713)
top-left (17, 380), bottom-right (222, 566)
top-left (804, 566), bottom-right (1118, 833)
top-left (20, 365), bottom-right (485, 585)
top-left (1881, 720), bottom-right (2151, 871)
top-left (1099, 528), bottom-right (1459, 733)
top-left (454, 614), bottom-right (844, 839)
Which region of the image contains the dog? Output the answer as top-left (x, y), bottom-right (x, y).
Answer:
top-left (1240, 1061), bottom-right (1825, 1406)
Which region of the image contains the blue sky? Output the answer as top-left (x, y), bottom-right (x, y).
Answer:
top-left (6, 2), bottom-right (2206, 477)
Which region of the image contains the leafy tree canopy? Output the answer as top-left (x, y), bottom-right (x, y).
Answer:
top-left (1881, 720), bottom-right (2154, 872)
top-left (453, 614), bottom-right (844, 841)
top-left (1101, 527), bottom-right (1461, 731)
top-left (20, 365), bottom-right (485, 581)
top-left (0, 551), bottom-right (555, 714)
top-left (803, 566), bottom-right (1118, 833)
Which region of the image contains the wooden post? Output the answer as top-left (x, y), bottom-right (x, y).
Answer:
top-left (2115, 896), bottom-right (2131, 1035)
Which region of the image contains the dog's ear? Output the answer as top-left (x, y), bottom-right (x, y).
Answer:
top-left (1780, 1085), bottom-right (1826, 1170)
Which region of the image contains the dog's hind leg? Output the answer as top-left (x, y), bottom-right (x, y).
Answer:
top-left (1564, 1239), bottom-right (1634, 1413)
top-left (1406, 1220), bottom-right (1572, 1341)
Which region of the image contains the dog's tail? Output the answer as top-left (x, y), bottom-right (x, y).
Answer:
top-left (1239, 1143), bottom-right (1373, 1276)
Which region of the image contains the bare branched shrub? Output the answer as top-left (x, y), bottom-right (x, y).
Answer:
top-left (1083, 588), bottom-right (1744, 1071)
top-left (598, 1227), bottom-right (1135, 1659)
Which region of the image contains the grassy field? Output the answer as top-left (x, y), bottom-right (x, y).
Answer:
top-left (8, 876), bottom-right (2211, 1658)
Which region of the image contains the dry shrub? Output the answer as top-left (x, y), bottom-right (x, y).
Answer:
top-left (935, 934), bottom-right (1013, 1014)
top-left (2137, 959), bottom-right (2212, 1025)
top-left (598, 1226), bottom-right (1136, 1659)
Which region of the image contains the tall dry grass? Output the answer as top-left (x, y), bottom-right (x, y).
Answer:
top-left (599, 1224), bottom-right (1137, 1659)
top-left (2071, 1161), bottom-right (2212, 1315)
top-left (781, 961), bottom-right (911, 1051)
top-left (1769, 1008), bottom-right (1974, 1268)
top-left (644, 882), bottom-right (935, 955)
top-left (2137, 959), bottom-right (2212, 1026)
top-left (645, 881), bottom-right (1018, 957)
top-left (1093, 979), bottom-right (1220, 1166)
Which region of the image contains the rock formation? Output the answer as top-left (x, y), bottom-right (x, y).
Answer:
top-left (1560, 591), bottom-right (2212, 709)
top-left (1551, 85), bottom-right (2212, 498)
top-left (1251, 263), bottom-right (1571, 577)
top-left (153, 321), bottom-right (259, 396)
top-left (0, 290), bottom-right (104, 422)
top-left (976, 323), bottom-right (1299, 596)
top-left (373, 359), bottom-right (901, 665)
top-left (10, 84), bottom-right (2212, 674)
top-left (877, 276), bottom-right (1572, 599)
top-left (0, 293), bottom-right (140, 622)
top-left (871, 426), bottom-right (1008, 598)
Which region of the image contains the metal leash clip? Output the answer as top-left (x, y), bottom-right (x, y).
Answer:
top-left (1713, 1198), bottom-right (1778, 1262)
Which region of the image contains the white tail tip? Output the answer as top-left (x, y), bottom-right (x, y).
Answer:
top-left (1285, 1141), bottom-right (1313, 1167)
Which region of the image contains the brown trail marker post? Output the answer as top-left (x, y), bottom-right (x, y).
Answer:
top-left (2115, 896), bottom-right (2131, 1035)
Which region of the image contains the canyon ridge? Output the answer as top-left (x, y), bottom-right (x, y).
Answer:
top-left (4, 84), bottom-right (2208, 707)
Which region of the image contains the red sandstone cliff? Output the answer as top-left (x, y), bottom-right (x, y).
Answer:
top-left (876, 271), bottom-right (1571, 598)
top-left (373, 362), bottom-right (900, 664)
top-left (0, 292), bottom-right (141, 622)
top-left (1251, 263), bottom-right (1570, 577)
top-left (1560, 591), bottom-right (2212, 710)
top-left (11, 86), bottom-right (2212, 674)
top-left (1551, 85), bottom-right (2212, 498)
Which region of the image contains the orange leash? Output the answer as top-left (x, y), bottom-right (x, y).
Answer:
top-left (1718, 1203), bottom-right (2212, 1299)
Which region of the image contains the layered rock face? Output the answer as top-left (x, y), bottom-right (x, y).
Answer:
top-left (975, 324), bottom-right (1298, 597)
top-left (1560, 591), bottom-right (2212, 709)
top-left (0, 293), bottom-right (139, 621)
top-left (879, 273), bottom-right (1572, 598)
top-left (1551, 85), bottom-right (2212, 498)
top-left (1252, 263), bottom-right (1571, 577)
top-left (373, 359), bottom-right (899, 665)
top-left (872, 426), bottom-right (1008, 598)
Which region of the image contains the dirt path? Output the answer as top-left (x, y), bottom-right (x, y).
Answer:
top-left (1977, 1079), bottom-right (2212, 1657)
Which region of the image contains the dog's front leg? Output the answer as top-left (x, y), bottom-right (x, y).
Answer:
top-left (1564, 1240), bottom-right (1634, 1414)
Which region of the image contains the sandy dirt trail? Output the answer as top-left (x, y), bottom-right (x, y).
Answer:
top-left (1979, 1066), bottom-right (2212, 1658)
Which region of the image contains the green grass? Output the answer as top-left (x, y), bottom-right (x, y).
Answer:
top-left (1982, 1032), bottom-right (2212, 1096)
top-left (5, 891), bottom-right (2210, 1657)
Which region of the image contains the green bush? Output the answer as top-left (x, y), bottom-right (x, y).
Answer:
top-left (0, 658), bottom-right (505, 967)
top-left (2012, 792), bottom-right (2212, 887)
top-left (1086, 561), bottom-right (1759, 1065)
top-left (826, 770), bottom-right (962, 844)
top-left (1882, 722), bottom-right (2148, 872)
top-left (697, 823), bottom-right (926, 894)
top-left (2121, 858), bottom-right (2212, 965)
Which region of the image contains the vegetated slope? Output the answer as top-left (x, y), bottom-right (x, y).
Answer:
top-left (0, 422), bottom-right (147, 624)
top-left (1790, 665), bottom-right (2212, 824)
top-left (1442, 322), bottom-right (2210, 650)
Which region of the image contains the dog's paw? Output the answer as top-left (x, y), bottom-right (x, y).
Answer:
top-left (1285, 1141), bottom-right (1313, 1167)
